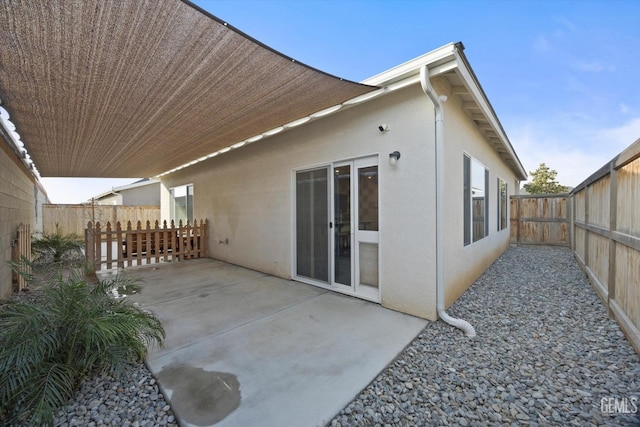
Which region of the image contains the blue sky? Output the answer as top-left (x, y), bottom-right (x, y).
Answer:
top-left (42, 0), bottom-right (640, 202)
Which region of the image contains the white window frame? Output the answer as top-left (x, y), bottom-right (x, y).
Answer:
top-left (170, 183), bottom-right (194, 223)
top-left (464, 154), bottom-right (489, 246)
top-left (497, 177), bottom-right (508, 231)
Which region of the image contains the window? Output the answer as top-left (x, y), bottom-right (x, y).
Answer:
top-left (497, 178), bottom-right (508, 231)
top-left (170, 184), bottom-right (194, 223)
top-left (464, 155), bottom-right (489, 245)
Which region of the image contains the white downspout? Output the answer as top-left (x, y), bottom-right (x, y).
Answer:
top-left (420, 65), bottom-right (476, 338)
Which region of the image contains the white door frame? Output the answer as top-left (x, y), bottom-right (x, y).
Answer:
top-left (292, 155), bottom-right (380, 303)
top-left (352, 156), bottom-right (380, 301)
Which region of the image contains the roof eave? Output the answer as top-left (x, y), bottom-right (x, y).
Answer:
top-left (362, 42), bottom-right (458, 87)
top-left (452, 47), bottom-right (527, 181)
top-left (362, 43), bottom-right (526, 181)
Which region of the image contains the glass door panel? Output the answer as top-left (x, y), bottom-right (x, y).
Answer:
top-left (358, 166), bottom-right (378, 231)
top-left (355, 161), bottom-right (379, 298)
top-left (333, 165), bottom-right (351, 286)
top-left (358, 242), bottom-right (378, 287)
top-left (296, 168), bottom-right (329, 283)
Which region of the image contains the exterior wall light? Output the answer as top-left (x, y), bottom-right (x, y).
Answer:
top-left (389, 151), bottom-right (401, 166)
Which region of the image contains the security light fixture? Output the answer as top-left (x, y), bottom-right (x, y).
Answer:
top-left (389, 151), bottom-right (401, 166)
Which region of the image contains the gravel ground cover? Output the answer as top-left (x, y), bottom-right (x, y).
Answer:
top-left (8, 246), bottom-right (638, 426)
top-left (53, 364), bottom-right (178, 427)
top-left (330, 246), bottom-right (640, 426)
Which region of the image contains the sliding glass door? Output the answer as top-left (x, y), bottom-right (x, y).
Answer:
top-left (295, 168), bottom-right (329, 283)
top-left (333, 164), bottom-right (352, 287)
top-left (295, 156), bottom-right (379, 301)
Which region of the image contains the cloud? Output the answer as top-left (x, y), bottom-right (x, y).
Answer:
top-left (619, 103), bottom-right (630, 114)
top-left (594, 117), bottom-right (640, 148)
top-left (532, 34), bottom-right (551, 52)
top-left (553, 15), bottom-right (578, 33)
top-left (571, 61), bottom-right (608, 73)
top-left (508, 117), bottom-right (640, 188)
top-left (570, 61), bottom-right (615, 73)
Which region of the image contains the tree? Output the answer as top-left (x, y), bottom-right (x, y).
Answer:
top-left (523, 163), bottom-right (568, 194)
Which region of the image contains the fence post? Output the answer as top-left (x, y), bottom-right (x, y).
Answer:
top-left (186, 220), bottom-right (193, 259)
top-left (154, 220), bottom-right (160, 263)
top-left (116, 221), bottom-right (124, 269)
top-left (514, 197), bottom-right (520, 246)
top-left (584, 185), bottom-right (590, 271)
top-left (178, 220), bottom-right (184, 261)
top-left (85, 221), bottom-right (95, 271)
top-left (202, 219), bottom-right (208, 257)
top-left (161, 220), bottom-right (168, 261)
top-left (607, 164), bottom-right (618, 316)
top-left (105, 221), bottom-right (113, 270)
top-left (145, 220), bottom-right (152, 264)
top-left (15, 223), bottom-right (32, 291)
top-left (136, 221), bottom-right (143, 265)
top-left (170, 220), bottom-right (177, 262)
top-left (126, 221), bottom-right (133, 267)
top-left (566, 194), bottom-right (575, 250)
top-left (94, 222), bottom-right (102, 271)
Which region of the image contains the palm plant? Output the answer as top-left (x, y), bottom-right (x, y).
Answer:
top-left (31, 225), bottom-right (83, 266)
top-left (0, 265), bottom-right (165, 426)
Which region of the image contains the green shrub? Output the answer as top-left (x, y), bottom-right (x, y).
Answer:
top-left (0, 266), bottom-right (165, 426)
top-left (31, 226), bottom-right (84, 266)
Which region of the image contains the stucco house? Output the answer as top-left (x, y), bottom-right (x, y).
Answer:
top-left (91, 178), bottom-right (161, 207)
top-left (158, 42), bottom-right (527, 327)
top-left (0, 1), bottom-right (525, 331)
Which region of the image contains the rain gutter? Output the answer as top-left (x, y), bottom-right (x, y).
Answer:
top-left (420, 64), bottom-right (476, 338)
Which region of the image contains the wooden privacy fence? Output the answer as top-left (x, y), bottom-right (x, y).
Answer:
top-left (85, 219), bottom-right (208, 271)
top-left (510, 194), bottom-right (570, 246)
top-left (12, 223), bottom-right (31, 291)
top-left (571, 138), bottom-right (640, 354)
top-left (44, 204), bottom-right (160, 237)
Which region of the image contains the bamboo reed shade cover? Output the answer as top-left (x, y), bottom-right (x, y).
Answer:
top-left (0, 0), bottom-right (376, 177)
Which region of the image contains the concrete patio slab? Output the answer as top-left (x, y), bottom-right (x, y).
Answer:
top-left (113, 259), bottom-right (427, 427)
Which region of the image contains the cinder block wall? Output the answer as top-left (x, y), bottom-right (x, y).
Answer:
top-left (0, 138), bottom-right (37, 299)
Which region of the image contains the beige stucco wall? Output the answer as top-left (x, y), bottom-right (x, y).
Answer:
top-left (162, 85), bottom-right (439, 319)
top-left (0, 138), bottom-right (38, 299)
top-left (434, 78), bottom-right (519, 308)
top-left (121, 183), bottom-right (160, 206)
top-left (161, 79), bottom-right (520, 320)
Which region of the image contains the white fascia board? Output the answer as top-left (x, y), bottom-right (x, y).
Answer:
top-left (452, 50), bottom-right (527, 180)
top-left (362, 42), bottom-right (457, 87)
top-left (112, 178), bottom-right (161, 192)
top-left (91, 190), bottom-right (118, 200)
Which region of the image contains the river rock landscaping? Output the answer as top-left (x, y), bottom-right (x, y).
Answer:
top-left (7, 245), bottom-right (638, 426)
top-left (330, 246), bottom-right (640, 426)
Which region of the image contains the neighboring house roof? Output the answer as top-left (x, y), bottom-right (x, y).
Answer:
top-left (91, 178), bottom-right (160, 202)
top-left (0, 3), bottom-right (525, 181)
top-left (0, 0), bottom-right (375, 178)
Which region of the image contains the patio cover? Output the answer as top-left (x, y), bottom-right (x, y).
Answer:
top-left (0, 0), bottom-right (376, 178)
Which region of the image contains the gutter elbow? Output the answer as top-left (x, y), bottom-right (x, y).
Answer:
top-left (438, 308), bottom-right (477, 338)
top-left (420, 65), bottom-right (437, 103)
